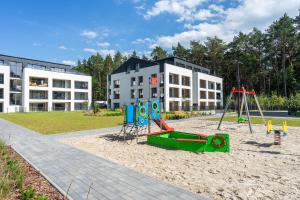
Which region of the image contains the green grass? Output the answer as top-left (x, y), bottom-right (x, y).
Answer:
top-left (0, 112), bottom-right (123, 134)
top-left (209, 115), bottom-right (300, 126)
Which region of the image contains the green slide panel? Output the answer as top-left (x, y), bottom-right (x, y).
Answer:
top-left (147, 131), bottom-right (230, 153)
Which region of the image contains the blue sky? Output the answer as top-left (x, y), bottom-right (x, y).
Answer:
top-left (0, 0), bottom-right (298, 65)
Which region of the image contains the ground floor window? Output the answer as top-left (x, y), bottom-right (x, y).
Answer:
top-left (0, 103), bottom-right (3, 112)
top-left (113, 103), bottom-right (120, 109)
top-left (75, 103), bottom-right (88, 111)
top-left (29, 103), bottom-right (48, 112)
top-left (10, 93), bottom-right (22, 105)
top-left (182, 100), bottom-right (190, 111)
top-left (200, 102), bottom-right (206, 110)
top-left (208, 102), bottom-right (215, 110)
top-left (169, 101), bottom-right (179, 111)
top-left (52, 103), bottom-right (70, 111)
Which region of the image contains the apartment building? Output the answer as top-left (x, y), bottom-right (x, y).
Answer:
top-left (107, 56), bottom-right (223, 111)
top-left (0, 54), bottom-right (92, 112)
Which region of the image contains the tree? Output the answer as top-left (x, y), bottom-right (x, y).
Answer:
top-left (205, 37), bottom-right (226, 75)
top-left (190, 41), bottom-right (207, 66)
top-left (150, 46), bottom-right (168, 60)
top-left (172, 43), bottom-right (190, 60)
top-left (113, 51), bottom-right (123, 71)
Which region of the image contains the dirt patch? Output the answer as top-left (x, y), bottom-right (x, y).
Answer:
top-left (5, 146), bottom-right (64, 200)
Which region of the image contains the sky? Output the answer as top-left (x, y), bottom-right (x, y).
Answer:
top-left (0, 0), bottom-right (299, 66)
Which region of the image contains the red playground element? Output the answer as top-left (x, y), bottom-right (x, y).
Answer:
top-left (153, 119), bottom-right (174, 131)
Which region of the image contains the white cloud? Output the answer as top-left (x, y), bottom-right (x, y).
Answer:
top-left (59, 45), bottom-right (67, 50)
top-left (132, 37), bottom-right (153, 45)
top-left (62, 60), bottom-right (76, 66)
top-left (97, 42), bottom-right (110, 48)
top-left (83, 48), bottom-right (115, 56)
top-left (151, 0), bottom-right (299, 48)
top-left (32, 42), bottom-right (42, 47)
top-left (80, 30), bottom-right (97, 39)
top-left (83, 48), bottom-right (97, 54)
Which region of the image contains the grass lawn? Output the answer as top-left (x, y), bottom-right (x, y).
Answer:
top-left (0, 112), bottom-right (123, 134)
top-left (209, 115), bottom-right (300, 126)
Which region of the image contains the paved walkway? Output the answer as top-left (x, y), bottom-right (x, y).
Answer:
top-left (0, 119), bottom-right (207, 200)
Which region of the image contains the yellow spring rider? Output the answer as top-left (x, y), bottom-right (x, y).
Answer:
top-left (266, 120), bottom-right (288, 145)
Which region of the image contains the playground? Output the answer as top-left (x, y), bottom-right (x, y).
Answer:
top-left (61, 118), bottom-right (300, 200)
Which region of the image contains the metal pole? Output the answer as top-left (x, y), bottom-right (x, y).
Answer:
top-left (239, 91), bottom-right (245, 117)
top-left (253, 91), bottom-right (266, 125)
top-left (217, 88), bottom-right (234, 130)
top-left (243, 90), bottom-right (253, 133)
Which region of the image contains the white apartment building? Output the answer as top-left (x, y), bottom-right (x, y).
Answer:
top-left (107, 57), bottom-right (223, 111)
top-left (0, 54), bottom-right (92, 113)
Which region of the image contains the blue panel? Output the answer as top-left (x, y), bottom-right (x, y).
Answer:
top-left (151, 100), bottom-right (161, 120)
top-left (126, 105), bottom-right (135, 124)
top-left (137, 102), bottom-right (149, 126)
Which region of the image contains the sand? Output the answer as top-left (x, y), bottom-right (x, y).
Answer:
top-left (60, 119), bottom-right (300, 200)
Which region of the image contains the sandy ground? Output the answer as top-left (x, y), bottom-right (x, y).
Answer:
top-left (60, 119), bottom-right (300, 200)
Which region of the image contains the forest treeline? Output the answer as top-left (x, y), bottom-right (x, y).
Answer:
top-left (75, 13), bottom-right (300, 102)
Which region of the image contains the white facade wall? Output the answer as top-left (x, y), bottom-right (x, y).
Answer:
top-left (107, 63), bottom-right (223, 112)
top-left (108, 65), bottom-right (160, 108)
top-left (0, 65), bottom-right (10, 112)
top-left (22, 68), bottom-right (92, 112)
top-left (164, 63), bottom-right (193, 111)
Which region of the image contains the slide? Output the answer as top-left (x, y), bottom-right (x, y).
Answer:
top-left (153, 119), bottom-right (174, 131)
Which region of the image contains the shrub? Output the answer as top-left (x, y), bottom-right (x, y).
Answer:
top-left (20, 187), bottom-right (35, 200)
top-left (0, 176), bottom-right (11, 199)
top-left (36, 195), bottom-right (48, 200)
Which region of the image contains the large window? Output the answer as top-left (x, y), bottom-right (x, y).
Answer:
top-left (29, 103), bottom-right (47, 112)
top-left (10, 93), bottom-right (22, 105)
top-left (75, 81), bottom-right (88, 89)
top-left (0, 88), bottom-right (3, 99)
top-left (169, 73), bottom-right (179, 85)
top-left (52, 103), bottom-right (70, 111)
top-left (75, 92), bottom-right (88, 100)
top-left (8, 62), bottom-right (22, 78)
top-left (138, 76), bottom-right (143, 86)
top-left (169, 101), bottom-right (179, 111)
top-left (169, 87), bottom-right (179, 98)
top-left (53, 79), bottom-right (71, 88)
top-left (29, 77), bottom-right (48, 87)
top-left (27, 64), bottom-right (46, 70)
top-left (0, 74), bottom-right (3, 84)
top-left (10, 79), bottom-right (22, 92)
top-left (208, 92), bottom-right (215, 99)
top-left (208, 81), bottom-right (215, 90)
top-left (130, 77), bottom-right (136, 86)
top-left (217, 93), bottom-right (221, 100)
top-left (138, 89), bottom-right (143, 98)
top-left (182, 89), bottom-right (190, 98)
top-left (53, 91), bottom-right (71, 100)
top-left (182, 76), bottom-right (190, 86)
top-left (200, 91), bottom-right (206, 99)
top-left (216, 83), bottom-right (221, 90)
top-left (50, 67), bottom-right (65, 73)
top-left (113, 91), bottom-right (120, 99)
top-left (151, 88), bottom-right (157, 98)
top-left (130, 89), bottom-right (135, 99)
top-left (200, 80), bottom-right (206, 89)
top-left (75, 103), bottom-right (88, 110)
top-left (30, 90), bottom-right (48, 99)
top-left (113, 80), bottom-right (120, 88)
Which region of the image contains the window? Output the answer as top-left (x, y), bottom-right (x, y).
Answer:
top-left (53, 91), bottom-right (71, 100)
top-left (0, 60), bottom-right (3, 64)
top-left (131, 89), bottom-right (135, 99)
top-left (51, 67), bottom-right (65, 73)
top-left (200, 80), bottom-right (206, 89)
top-left (138, 76), bottom-right (143, 86)
top-left (53, 79), bottom-right (71, 88)
top-left (10, 93), bottom-right (22, 105)
top-left (131, 77), bottom-right (136, 86)
top-left (30, 90), bottom-right (48, 99)
top-left (75, 103), bottom-right (88, 110)
top-left (200, 102), bottom-right (206, 110)
top-left (216, 93), bottom-right (221, 100)
top-left (114, 91), bottom-right (120, 99)
top-left (208, 92), bottom-right (215, 99)
top-left (75, 81), bottom-right (88, 89)
top-left (29, 77), bottom-right (48, 87)
top-left (114, 103), bottom-right (120, 108)
top-left (169, 73), bottom-right (179, 85)
top-left (200, 91), bottom-right (206, 99)
top-left (182, 76), bottom-right (190, 86)
top-left (0, 74), bottom-right (3, 84)
top-left (113, 80), bottom-right (120, 88)
top-left (182, 100), bottom-right (190, 111)
top-left (208, 102), bottom-right (215, 109)
top-left (0, 88), bottom-right (3, 99)
top-left (10, 79), bottom-right (22, 91)
top-left (151, 88), bottom-right (157, 98)
top-left (160, 74), bottom-right (164, 84)
top-left (169, 101), bottom-right (179, 111)
top-left (75, 92), bottom-right (88, 100)
top-left (169, 87), bottom-right (179, 98)
top-left (53, 103), bottom-right (68, 111)
top-left (208, 81), bottom-right (215, 90)
top-left (27, 64), bottom-right (46, 70)
top-left (182, 89), bottom-right (190, 98)
top-left (9, 62), bottom-right (22, 78)
top-left (138, 89), bottom-right (143, 98)
top-left (216, 83), bottom-right (221, 90)
top-left (30, 103), bottom-right (47, 112)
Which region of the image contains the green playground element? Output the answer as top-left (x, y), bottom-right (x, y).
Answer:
top-left (238, 117), bottom-right (247, 123)
top-left (147, 131), bottom-right (230, 153)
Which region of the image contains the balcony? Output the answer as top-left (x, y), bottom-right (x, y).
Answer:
top-left (30, 77), bottom-right (48, 87)
top-left (53, 91), bottom-right (71, 100)
top-left (75, 81), bottom-right (88, 89)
